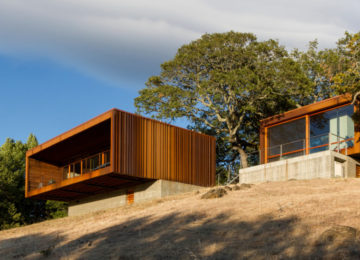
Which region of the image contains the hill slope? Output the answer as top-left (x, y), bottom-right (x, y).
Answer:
top-left (2, 179), bottom-right (360, 259)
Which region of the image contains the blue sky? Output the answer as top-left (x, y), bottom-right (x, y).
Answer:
top-left (0, 0), bottom-right (359, 144)
top-left (0, 55), bottom-right (145, 143)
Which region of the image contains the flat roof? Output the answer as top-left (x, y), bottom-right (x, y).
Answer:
top-left (27, 108), bottom-right (215, 158)
top-left (261, 94), bottom-right (353, 127)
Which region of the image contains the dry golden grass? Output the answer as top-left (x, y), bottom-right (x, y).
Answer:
top-left (2, 178), bottom-right (360, 259)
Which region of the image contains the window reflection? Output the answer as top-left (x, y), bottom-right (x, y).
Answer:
top-left (266, 105), bottom-right (355, 162)
top-left (310, 105), bottom-right (354, 153)
top-left (268, 118), bottom-right (306, 161)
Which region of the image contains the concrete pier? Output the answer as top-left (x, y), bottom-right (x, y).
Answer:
top-left (239, 151), bottom-right (360, 184)
top-left (68, 180), bottom-right (202, 216)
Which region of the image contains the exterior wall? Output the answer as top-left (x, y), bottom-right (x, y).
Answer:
top-left (28, 158), bottom-right (62, 191)
top-left (68, 180), bottom-right (202, 216)
top-left (239, 151), bottom-right (360, 184)
top-left (113, 110), bottom-right (216, 187)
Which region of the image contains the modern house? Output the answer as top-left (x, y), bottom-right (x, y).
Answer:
top-left (25, 109), bottom-right (216, 215)
top-left (240, 94), bottom-right (360, 183)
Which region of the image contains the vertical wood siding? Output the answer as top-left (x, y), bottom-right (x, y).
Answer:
top-left (113, 110), bottom-right (215, 187)
top-left (28, 158), bottom-right (62, 191)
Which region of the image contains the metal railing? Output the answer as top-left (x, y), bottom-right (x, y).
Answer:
top-left (63, 150), bottom-right (110, 180)
top-left (240, 132), bottom-right (354, 169)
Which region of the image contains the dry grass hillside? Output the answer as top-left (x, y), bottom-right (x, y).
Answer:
top-left (2, 179), bottom-right (360, 259)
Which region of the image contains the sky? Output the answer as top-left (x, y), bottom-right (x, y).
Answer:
top-left (0, 0), bottom-right (359, 144)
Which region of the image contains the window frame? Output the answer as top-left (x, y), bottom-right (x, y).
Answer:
top-left (265, 103), bottom-right (355, 163)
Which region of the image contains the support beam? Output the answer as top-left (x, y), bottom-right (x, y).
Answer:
top-left (264, 127), bottom-right (268, 163)
top-left (306, 115), bottom-right (310, 155)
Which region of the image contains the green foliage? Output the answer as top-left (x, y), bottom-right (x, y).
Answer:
top-left (135, 32), bottom-right (314, 168)
top-left (45, 200), bottom-right (68, 219)
top-left (291, 40), bottom-right (338, 103)
top-left (0, 137), bottom-right (31, 229)
top-left (332, 32), bottom-right (360, 96)
top-left (0, 135), bottom-right (67, 230)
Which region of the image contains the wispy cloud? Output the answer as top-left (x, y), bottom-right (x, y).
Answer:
top-left (0, 0), bottom-right (358, 88)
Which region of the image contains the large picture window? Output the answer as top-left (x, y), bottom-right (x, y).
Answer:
top-left (310, 105), bottom-right (354, 153)
top-left (267, 118), bottom-right (306, 162)
top-left (266, 104), bottom-right (355, 163)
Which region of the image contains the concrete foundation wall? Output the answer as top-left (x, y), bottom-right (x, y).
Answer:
top-left (68, 180), bottom-right (201, 216)
top-left (240, 151), bottom-right (360, 184)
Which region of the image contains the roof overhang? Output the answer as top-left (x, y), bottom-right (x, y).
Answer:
top-left (261, 94), bottom-right (353, 128)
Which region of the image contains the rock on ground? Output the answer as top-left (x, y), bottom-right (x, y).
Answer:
top-left (201, 188), bottom-right (227, 199)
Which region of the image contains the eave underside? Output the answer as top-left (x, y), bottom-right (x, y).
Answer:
top-left (27, 173), bottom-right (151, 202)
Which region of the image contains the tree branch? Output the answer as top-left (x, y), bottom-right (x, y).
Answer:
top-left (352, 91), bottom-right (360, 105)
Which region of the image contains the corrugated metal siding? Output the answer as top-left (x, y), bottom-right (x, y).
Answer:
top-left (114, 110), bottom-right (215, 187)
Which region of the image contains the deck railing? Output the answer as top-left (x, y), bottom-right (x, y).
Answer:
top-left (62, 150), bottom-right (110, 180)
top-left (31, 150), bottom-right (111, 190)
top-left (241, 133), bottom-right (354, 168)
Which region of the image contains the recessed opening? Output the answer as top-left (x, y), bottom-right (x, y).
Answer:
top-left (28, 119), bottom-right (111, 192)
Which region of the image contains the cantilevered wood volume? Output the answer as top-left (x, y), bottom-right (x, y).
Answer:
top-left (25, 109), bottom-right (216, 201)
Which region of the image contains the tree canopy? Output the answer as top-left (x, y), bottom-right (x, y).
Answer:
top-left (332, 32), bottom-right (360, 98)
top-left (291, 40), bottom-right (338, 103)
top-left (0, 134), bottom-right (67, 230)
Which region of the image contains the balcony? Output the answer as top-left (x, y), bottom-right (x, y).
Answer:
top-left (62, 150), bottom-right (110, 180)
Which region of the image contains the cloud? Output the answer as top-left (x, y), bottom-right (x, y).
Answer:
top-left (0, 0), bottom-right (358, 88)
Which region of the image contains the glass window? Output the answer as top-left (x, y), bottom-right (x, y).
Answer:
top-left (104, 151), bottom-right (110, 165)
top-left (62, 150), bottom-right (111, 180)
top-left (89, 155), bottom-right (99, 171)
top-left (74, 162), bottom-right (81, 174)
top-left (268, 118), bottom-right (306, 161)
top-left (69, 164), bottom-right (75, 178)
top-left (63, 166), bottom-right (68, 180)
top-left (310, 105), bottom-right (354, 153)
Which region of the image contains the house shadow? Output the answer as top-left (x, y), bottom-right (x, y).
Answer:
top-left (0, 231), bottom-right (65, 259)
top-left (3, 209), bottom-right (360, 259)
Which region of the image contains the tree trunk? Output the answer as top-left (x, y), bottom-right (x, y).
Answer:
top-left (352, 91), bottom-right (360, 105)
top-left (233, 146), bottom-right (248, 169)
top-left (239, 149), bottom-right (249, 169)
